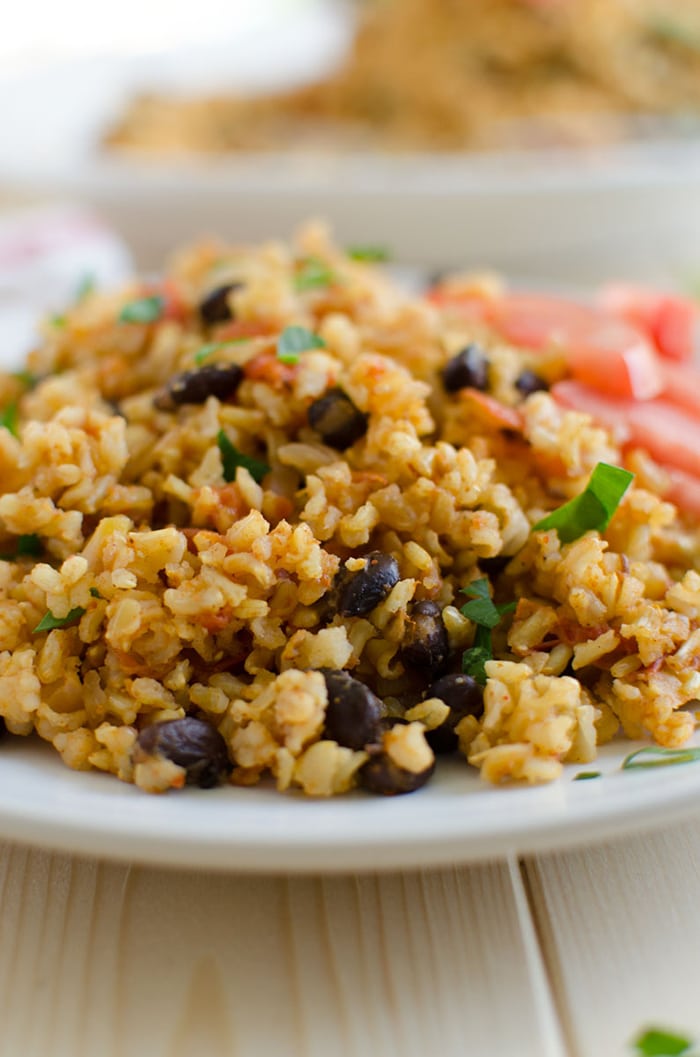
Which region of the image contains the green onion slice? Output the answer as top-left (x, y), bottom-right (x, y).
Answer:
top-left (633, 1027), bottom-right (695, 1056)
top-left (532, 462), bottom-right (634, 544)
top-left (622, 746), bottom-right (700, 771)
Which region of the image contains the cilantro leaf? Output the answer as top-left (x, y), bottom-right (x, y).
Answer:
top-left (462, 642), bottom-right (492, 686)
top-left (460, 578), bottom-right (516, 628)
top-left (622, 746), bottom-right (700, 771)
top-left (75, 273), bottom-right (96, 301)
top-left (294, 257), bottom-right (336, 292)
top-left (346, 245), bottom-right (390, 262)
top-left (90, 587), bottom-right (104, 599)
top-left (532, 462), bottom-right (634, 544)
top-left (33, 606), bottom-right (86, 633)
top-left (119, 295), bottom-right (164, 324)
top-left (633, 1028), bottom-right (694, 1056)
top-left (12, 369), bottom-right (38, 389)
top-left (217, 429), bottom-right (269, 484)
top-left (0, 534), bottom-right (42, 562)
top-left (276, 325), bottom-right (326, 365)
top-left (0, 402), bottom-right (19, 438)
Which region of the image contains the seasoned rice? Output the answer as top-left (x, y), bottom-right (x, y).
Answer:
top-left (0, 221), bottom-right (698, 796)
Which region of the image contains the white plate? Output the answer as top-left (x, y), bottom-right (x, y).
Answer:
top-left (6, 50), bottom-right (700, 283)
top-left (2, 735), bottom-right (700, 872)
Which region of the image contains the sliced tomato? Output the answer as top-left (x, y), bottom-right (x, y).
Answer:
top-left (599, 283), bottom-right (697, 362)
top-left (426, 288), bottom-right (493, 325)
top-left (489, 293), bottom-right (594, 350)
top-left (552, 380), bottom-right (700, 479)
top-left (657, 464), bottom-right (700, 518)
top-left (658, 360), bottom-right (700, 418)
top-left (491, 293), bottom-right (662, 400)
top-left (459, 387), bottom-right (524, 432)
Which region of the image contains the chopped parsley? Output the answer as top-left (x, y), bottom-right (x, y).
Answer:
top-left (460, 579), bottom-right (515, 685)
top-left (294, 257), bottom-right (336, 292)
top-left (276, 325), bottom-right (326, 365)
top-left (89, 587), bottom-right (104, 599)
top-left (0, 402), bottom-right (19, 438)
top-left (33, 606), bottom-right (86, 634)
top-left (194, 338), bottom-right (248, 366)
top-left (346, 244), bottom-right (390, 262)
top-left (75, 273), bottom-right (96, 301)
top-left (532, 462), bottom-right (634, 544)
top-left (217, 429), bottom-right (269, 484)
top-left (12, 369), bottom-right (38, 390)
top-left (0, 534), bottom-right (42, 562)
top-left (119, 295), bottom-right (164, 324)
top-left (622, 746), bottom-right (700, 771)
top-left (633, 1028), bottom-right (695, 1056)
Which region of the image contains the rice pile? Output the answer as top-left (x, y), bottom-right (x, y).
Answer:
top-left (0, 221), bottom-right (698, 796)
top-left (106, 0), bottom-right (700, 154)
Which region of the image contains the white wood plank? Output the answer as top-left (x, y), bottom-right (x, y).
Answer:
top-left (0, 844), bottom-right (565, 1057)
top-left (525, 819), bottom-right (700, 1057)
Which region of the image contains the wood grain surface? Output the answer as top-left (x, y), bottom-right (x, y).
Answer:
top-left (0, 846), bottom-right (566, 1057)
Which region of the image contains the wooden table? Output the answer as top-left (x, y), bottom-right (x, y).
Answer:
top-left (2, 815), bottom-right (699, 1057)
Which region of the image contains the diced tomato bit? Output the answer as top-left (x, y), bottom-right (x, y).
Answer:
top-left (599, 284), bottom-right (697, 362)
top-left (199, 607), bottom-right (234, 632)
top-left (656, 464), bottom-right (700, 518)
top-left (160, 278), bottom-right (187, 323)
top-left (657, 360), bottom-right (700, 417)
top-left (244, 350), bottom-right (297, 387)
top-left (551, 380), bottom-right (631, 443)
top-left (426, 287), bottom-right (494, 325)
top-left (459, 387), bottom-right (524, 432)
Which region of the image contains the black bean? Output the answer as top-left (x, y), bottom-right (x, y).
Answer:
top-left (198, 282), bottom-right (242, 325)
top-left (321, 669), bottom-right (386, 750)
top-left (338, 552), bottom-right (400, 617)
top-left (360, 748), bottom-right (435, 796)
top-left (136, 717), bottom-right (231, 789)
top-left (515, 369), bottom-right (549, 397)
top-left (479, 555), bottom-right (510, 576)
top-left (154, 364), bottom-right (243, 410)
top-left (308, 389), bottom-right (368, 450)
top-left (399, 600), bottom-right (449, 672)
top-left (0, 717), bottom-right (5, 739)
top-left (442, 344), bottom-right (490, 393)
top-left (424, 673), bottom-right (484, 754)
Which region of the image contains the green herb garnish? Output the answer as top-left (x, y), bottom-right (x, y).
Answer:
top-left (459, 579), bottom-right (515, 686)
top-left (346, 245), bottom-right (390, 262)
top-left (119, 295), bottom-right (164, 325)
top-left (622, 746), bottom-right (700, 771)
top-left (217, 429), bottom-right (269, 484)
top-left (50, 314), bottom-right (66, 328)
top-left (633, 1028), bottom-right (695, 1056)
top-left (532, 462), bottom-right (634, 544)
top-left (33, 606), bottom-right (86, 634)
top-left (294, 257), bottom-right (336, 292)
top-left (0, 402), bottom-right (19, 438)
top-left (276, 325), bottom-right (326, 365)
top-left (12, 369), bottom-right (38, 390)
top-left (648, 17), bottom-right (700, 53)
top-left (573, 771), bottom-right (601, 781)
top-left (75, 273), bottom-right (96, 301)
top-left (89, 587), bottom-right (104, 599)
top-left (0, 534), bottom-right (42, 562)
top-left (194, 338), bottom-right (248, 366)
top-left (460, 578), bottom-right (516, 628)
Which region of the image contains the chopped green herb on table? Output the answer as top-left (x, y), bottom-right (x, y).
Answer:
top-left (633, 1027), bottom-right (696, 1056)
top-left (346, 245), bottom-right (390, 262)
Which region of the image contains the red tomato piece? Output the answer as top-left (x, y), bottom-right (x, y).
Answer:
top-left (599, 283), bottom-right (697, 362)
top-left (426, 288), bottom-right (493, 325)
top-left (658, 360), bottom-right (700, 417)
top-left (657, 465), bottom-right (700, 517)
top-left (489, 293), bottom-right (593, 350)
top-left (492, 294), bottom-right (662, 400)
top-left (552, 380), bottom-right (700, 479)
top-left (459, 387), bottom-right (524, 432)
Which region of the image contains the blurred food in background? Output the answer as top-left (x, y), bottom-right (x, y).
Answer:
top-left (105, 0), bottom-right (700, 155)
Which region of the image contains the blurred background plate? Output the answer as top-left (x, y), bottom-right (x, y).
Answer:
top-left (4, 0), bottom-right (700, 283)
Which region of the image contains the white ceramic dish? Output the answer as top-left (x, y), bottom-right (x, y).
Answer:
top-left (5, 55), bottom-right (700, 283)
top-left (2, 735), bottom-right (700, 872)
